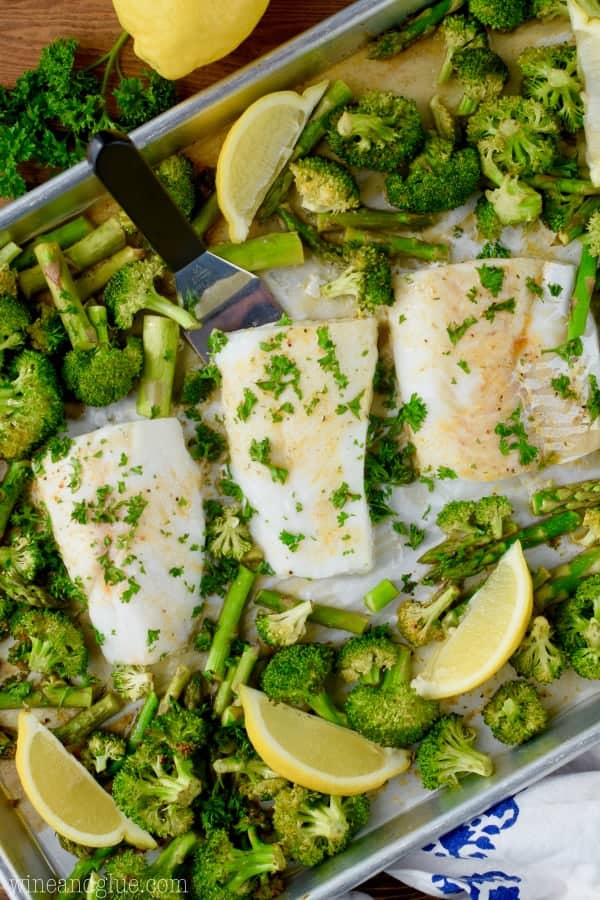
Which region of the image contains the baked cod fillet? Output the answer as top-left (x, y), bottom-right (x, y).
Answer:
top-left (34, 419), bottom-right (204, 664)
top-left (215, 319), bottom-right (378, 577)
top-left (389, 258), bottom-right (600, 481)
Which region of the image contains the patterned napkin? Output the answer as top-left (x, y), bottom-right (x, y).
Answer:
top-left (342, 746), bottom-right (600, 900)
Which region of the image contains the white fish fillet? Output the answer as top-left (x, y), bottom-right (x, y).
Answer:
top-left (389, 258), bottom-right (600, 481)
top-left (216, 319), bottom-right (378, 577)
top-left (34, 419), bottom-right (204, 664)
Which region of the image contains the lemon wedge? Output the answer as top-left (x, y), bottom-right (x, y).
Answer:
top-left (239, 685), bottom-right (411, 795)
top-left (16, 711), bottom-right (156, 849)
top-left (216, 81), bottom-right (328, 243)
top-left (568, 0), bottom-right (600, 185)
top-left (411, 541), bottom-right (533, 700)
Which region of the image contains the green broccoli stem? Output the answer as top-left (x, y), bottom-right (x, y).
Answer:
top-left (58, 848), bottom-right (115, 900)
top-left (144, 285), bottom-right (200, 330)
top-left (423, 510), bottom-right (584, 584)
top-left (528, 175), bottom-right (600, 195)
top-left (34, 242), bottom-right (98, 351)
top-left (0, 683), bottom-right (93, 709)
top-left (278, 207), bottom-right (343, 261)
top-left (157, 665), bottom-right (192, 715)
top-left (147, 831), bottom-right (198, 876)
top-left (191, 192), bottom-right (221, 239)
top-left (53, 692), bottom-right (122, 746)
top-left (258, 79), bottom-right (354, 219)
top-left (77, 247), bottom-right (145, 301)
top-left (368, 0), bottom-right (465, 59)
top-left (457, 95), bottom-right (478, 117)
top-left (531, 478), bottom-right (600, 515)
top-left (210, 232), bottom-right (304, 271)
top-left (567, 241), bottom-right (598, 340)
top-left (558, 196), bottom-right (600, 245)
top-left (214, 661), bottom-right (237, 717)
top-left (308, 692), bottom-right (347, 726)
top-left (255, 588), bottom-right (369, 634)
top-left (228, 827), bottom-right (284, 892)
top-left (87, 306), bottom-right (109, 345)
top-left (136, 315), bottom-right (179, 420)
top-left (316, 209), bottom-right (431, 232)
top-left (22, 219), bottom-right (126, 299)
top-left (381, 644), bottom-right (412, 692)
top-left (364, 578), bottom-right (399, 613)
top-left (0, 459), bottom-right (30, 537)
top-left (534, 546), bottom-right (600, 609)
top-left (205, 565), bottom-right (256, 680)
top-left (14, 217), bottom-right (93, 271)
top-left (126, 689), bottom-right (159, 753)
top-left (0, 242), bottom-right (22, 267)
top-left (344, 227), bottom-right (449, 261)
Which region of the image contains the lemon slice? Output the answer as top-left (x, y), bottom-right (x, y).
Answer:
top-left (16, 711), bottom-right (156, 849)
top-left (216, 81), bottom-right (328, 243)
top-left (239, 685), bottom-right (411, 795)
top-left (412, 541), bottom-right (533, 700)
top-left (568, 0), bottom-right (600, 185)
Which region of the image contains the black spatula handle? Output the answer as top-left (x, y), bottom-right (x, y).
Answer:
top-left (87, 130), bottom-right (206, 272)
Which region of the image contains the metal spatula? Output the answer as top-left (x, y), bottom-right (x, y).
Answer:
top-left (87, 131), bottom-right (284, 358)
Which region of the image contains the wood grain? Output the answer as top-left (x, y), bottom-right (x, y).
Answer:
top-left (0, 1), bottom-right (438, 897)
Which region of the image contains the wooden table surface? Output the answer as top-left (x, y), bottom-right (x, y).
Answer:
top-left (0, 1), bottom-right (438, 897)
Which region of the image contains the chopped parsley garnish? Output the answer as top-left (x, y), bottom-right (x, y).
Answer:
top-left (393, 521), bottom-right (425, 549)
top-left (447, 316), bottom-right (477, 345)
top-left (457, 359), bottom-right (471, 374)
top-left (336, 390), bottom-right (364, 419)
top-left (146, 629), bottom-right (160, 648)
top-left (68, 458), bottom-right (82, 492)
top-left (586, 374), bottom-right (600, 422)
top-left (237, 388), bottom-right (258, 422)
top-left (365, 409), bottom-right (417, 522)
top-left (279, 530), bottom-right (305, 552)
top-left (548, 283), bottom-right (563, 297)
top-left (551, 374), bottom-right (576, 399)
top-left (467, 285), bottom-right (478, 304)
top-left (495, 404), bottom-right (539, 465)
top-left (526, 276), bottom-right (544, 298)
top-left (400, 393), bottom-right (427, 431)
top-left (316, 326), bottom-right (349, 390)
top-left (437, 466), bottom-right (457, 480)
top-left (330, 482), bottom-right (361, 509)
top-left (271, 401), bottom-right (295, 422)
top-left (542, 337), bottom-right (583, 366)
top-left (483, 298), bottom-right (516, 322)
top-left (249, 437), bottom-right (288, 483)
top-left (477, 264), bottom-right (504, 297)
top-left (260, 332), bottom-right (286, 352)
top-left (257, 354), bottom-right (302, 399)
top-left (189, 421), bottom-right (226, 461)
top-left (207, 329), bottom-right (228, 356)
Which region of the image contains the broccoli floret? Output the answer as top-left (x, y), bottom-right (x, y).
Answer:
top-left (586, 210), bottom-right (600, 258)
top-left (27, 306), bottom-right (69, 356)
top-left (0, 531), bottom-right (44, 582)
top-left (397, 583), bottom-right (461, 647)
top-left (191, 827), bottom-right (286, 900)
top-left (477, 241), bottom-right (512, 259)
top-left (0, 350), bottom-right (64, 460)
top-left (416, 713), bottom-right (494, 789)
top-left (572, 508), bottom-right (600, 548)
top-left (482, 679), bottom-right (548, 744)
top-left (290, 156), bottom-right (360, 214)
top-left (468, 0), bottom-right (529, 30)
top-left (438, 13), bottom-right (488, 84)
top-left (320, 244), bottom-right (394, 313)
top-left (80, 730), bottom-right (126, 774)
top-left (0, 596), bottom-right (15, 639)
top-left (155, 154), bottom-right (196, 220)
top-left (344, 644), bottom-right (440, 747)
top-left (103, 256), bottom-right (200, 331)
top-left (486, 174), bottom-right (543, 226)
top-left (0, 294), bottom-right (31, 364)
top-left (475, 194), bottom-right (503, 240)
top-left (112, 736), bottom-right (203, 838)
top-left (255, 600), bottom-right (313, 648)
top-left (554, 575), bottom-right (600, 679)
top-left (212, 746), bottom-right (288, 802)
top-left (531, 0), bottom-right (569, 16)
top-left (260, 643), bottom-right (345, 725)
top-left (9, 608), bottom-right (88, 679)
top-left (430, 95), bottom-right (458, 143)
top-left (518, 44), bottom-right (583, 134)
top-left (473, 495), bottom-right (513, 539)
top-left (104, 833), bottom-right (197, 900)
top-left (208, 504), bottom-right (253, 561)
top-left (0, 265), bottom-right (17, 299)
top-left (272, 786), bottom-right (369, 867)
top-left (469, 97), bottom-right (560, 178)
top-left (336, 625), bottom-right (399, 684)
top-left (436, 495), bottom-right (513, 541)
top-left (327, 90), bottom-right (424, 172)
top-left (436, 499), bottom-right (479, 538)
top-left (147, 702), bottom-right (208, 757)
top-left (510, 615), bottom-right (567, 683)
top-left (452, 47), bottom-right (509, 116)
top-left (111, 664), bottom-right (154, 701)
top-left (385, 135), bottom-right (481, 212)
top-left (63, 335), bottom-right (143, 407)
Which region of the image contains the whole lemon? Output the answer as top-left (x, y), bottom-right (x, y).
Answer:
top-left (112, 0), bottom-right (271, 80)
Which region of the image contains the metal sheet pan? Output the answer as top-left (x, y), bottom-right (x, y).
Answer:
top-left (1, 2), bottom-right (599, 898)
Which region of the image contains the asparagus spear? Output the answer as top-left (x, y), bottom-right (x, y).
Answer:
top-left (53, 692), bottom-right (122, 746)
top-left (210, 231), bottom-right (304, 271)
top-left (255, 588), bottom-right (369, 634)
top-left (76, 246), bottom-right (145, 300)
top-left (368, 0), bottom-right (465, 59)
top-left (34, 242), bottom-right (98, 350)
top-left (567, 240), bottom-right (598, 341)
top-left (534, 545), bottom-right (600, 609)
top-left (214, 643), bottom-right (259, 717)
top-left (0, 681), bottom-right (93, 709)
top-left (205, 565), bottom-right (256, 680)
top-left (316, 209), bottom-right (431, 232)
top-left (137, 315), bottom-right (179, 420)
top-left (344, 227), bottom-right (450, 262)
top-left (559, 196), bottom-right (600, 246)
top-left (192, 191), bottom-right (221, 239)
top-left (278, 206), bottom-right (343, 261)
top-left (14, 217), bottom-right (93, 271)
top-left (0, 242), bottom-right (22, 267)
top-left (530, 478), bottom-right (600, 515)
top-left (258, 79), bottom-right (354, 219)
top-left (422, 509), bottom-right (584, 584)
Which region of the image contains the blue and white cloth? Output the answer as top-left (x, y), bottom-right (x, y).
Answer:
top-left (343, 746), bottom-right (600, 900)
